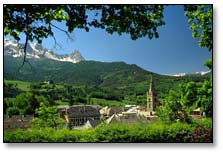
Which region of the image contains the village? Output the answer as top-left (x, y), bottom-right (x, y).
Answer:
top-left (4, 78), bottom-right (202, 130)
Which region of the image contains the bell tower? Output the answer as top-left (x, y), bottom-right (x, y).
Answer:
top-left (147, 76), bottom-right (159, 115)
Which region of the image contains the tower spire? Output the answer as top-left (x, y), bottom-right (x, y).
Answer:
top-left (147, 75), bottom-right (159, 115)
top-left (149, 75), bottom-right (153, 93)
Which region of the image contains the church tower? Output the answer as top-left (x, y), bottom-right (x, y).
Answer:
top-left (147, 76), bottom-right (159, 115)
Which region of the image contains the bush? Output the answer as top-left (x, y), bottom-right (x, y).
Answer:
top-left (6, 107), bottom-right (20, 116)
top-left (75, 97), bottom-right (87, 104)
top-left (95, 124), bottom-right (131, 142)
top-left (192, 117), bottom-right (212, 128)
top-left (190, 126), bottom-right (212, 142)
top-left (4, 121), bottom-right (212, 143)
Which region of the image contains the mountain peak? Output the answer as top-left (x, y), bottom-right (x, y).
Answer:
top-left (172, 70), bottom-right (211, 77)
top-left (70, 50), bottom-right (85, 62)
top-left (4, 39), bottom-right (85, 63)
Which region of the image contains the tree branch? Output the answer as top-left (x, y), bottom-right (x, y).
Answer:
top-left (49, 23), bottom-right (73, 41)
top-left (16, 33), bottom-right (35, 75)
top-left (16, 10), bottom-right (35, 75)
top-left (51, 32), bottom-right (63, 51)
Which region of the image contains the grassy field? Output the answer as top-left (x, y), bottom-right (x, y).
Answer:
top-left (55, 98), bottom-right (128, 107)
top-left (4, 79), bottom-right (133, 107)
top-left (91, 98), bottom-right (129, 107)
top-left (4, 79), bottom-right (65, 91)
top-left (4, 79), bottom-right (31, 91)
top-left (54, 100), bottom-right (68, 105)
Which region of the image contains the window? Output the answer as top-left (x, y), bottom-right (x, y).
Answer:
top-left (124, 115), bottom-right (129, 119)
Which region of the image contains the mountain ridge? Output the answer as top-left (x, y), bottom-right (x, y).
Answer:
top-left (4, 39), bottom-right (85, 63)
top-left (171, 71), bottom-right (211, 77)
top-left (4, 55), bottom-right (209, 100)
top-left (4, 39), bottom-right (210, 99)
top-left (4, 39), bottom-right (209, 76)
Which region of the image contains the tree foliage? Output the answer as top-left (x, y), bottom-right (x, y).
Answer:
top-left (156, 90), bottom-right (184, 123)
top-left (184, 5), bottom-right (212, 52)
top-left (179, 81), bottom-right (212, 117)
top-left (197, 80), bottom-right (212, 117)
top-left (4, 82), bottom-right (21, 98)
top-left (179, 81), bottom-right (198, 115)
top-left (6, 107), bottom-right (20, 116)
top-left (4, 5), bottom-right (165, 43)
top-left (5, 92), bottom-right (48, 116)
top-left (157, 80), bottom-right (212, 123)
top-left (31, 102), bottom-right (65, 129)
top-left (184, 5), bottom-right (212, 71)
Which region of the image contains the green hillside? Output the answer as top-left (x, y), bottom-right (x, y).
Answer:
top-left (4, 56), bottom-right (209, 99)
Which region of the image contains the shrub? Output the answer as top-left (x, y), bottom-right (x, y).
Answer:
top-left (4, 120), bottom-right (212, 143)
top-left (190, 126), bottom-right (212, 142)
top-left (192, 117), bottom-right (212, 128)
top-left (6, 107), bottom-right (20, 116)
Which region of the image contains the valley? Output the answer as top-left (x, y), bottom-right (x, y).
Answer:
top-left (4, 55), bottom-right (209, 101)
top-left (3, 39), bottom-right (212, 143)
top-left (3, 4), bottom-right (213, 143)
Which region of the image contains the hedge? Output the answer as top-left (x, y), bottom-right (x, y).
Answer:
top-left (4, 120), bottom-right (212, 143)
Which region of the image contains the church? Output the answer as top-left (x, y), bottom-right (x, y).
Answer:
top-left (146, 76), bottom-right (160, 115)
top-left (106, 76), bottom-right (160, 124)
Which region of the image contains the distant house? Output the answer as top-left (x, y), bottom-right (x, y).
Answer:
top-left (4, 115), bottom-right (34, 130)
top-left (100, 106), bottom-right (124, 117)
top-left (106, 111), bottom-right (150, 125)
top-left (191, 108), bottom-right (202, 119)
top-left (44, 80), bottom-right (54, 84)
top-left (74, 119), bottom-right (100, 130)
top-left (175, 108), bottom-right (203, 120)
top-left (124, 105), bottom-right (136, 111)
top-left (57, 105), bottom-right (100, 128)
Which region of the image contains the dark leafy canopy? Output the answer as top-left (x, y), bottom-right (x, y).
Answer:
top-left (184, 5), bottom-right (212, 73)
top-left (157, 80), bottom-right (212, 123)
top-left (184, 5), bottom-right (212, 52)
top-left (4, 5), bottom-right (165, 43)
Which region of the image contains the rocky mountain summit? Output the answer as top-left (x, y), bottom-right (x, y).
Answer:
top-left (4, 39), bottom-right (85, 63)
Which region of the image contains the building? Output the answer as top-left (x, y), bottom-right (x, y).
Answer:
top-left (4, 115), bottom-right (34, 130)
top-left (58, 105), bottom-right (100, 128)
top-left (191, 108), bottom-right (202, 119)
top-left (106, 111), bottom-right (150, 125)
top-left (44, 80), bottom-right (54, 84)
top-left (146, 76), bottom-right (160, 115)
top-left (74, 119), bottom-right (100, 130)
top-left (100, 106), bottom-right (124, 117)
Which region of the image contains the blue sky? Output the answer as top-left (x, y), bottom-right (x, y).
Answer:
top-left (17, 5), bottom-right (211, 75)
